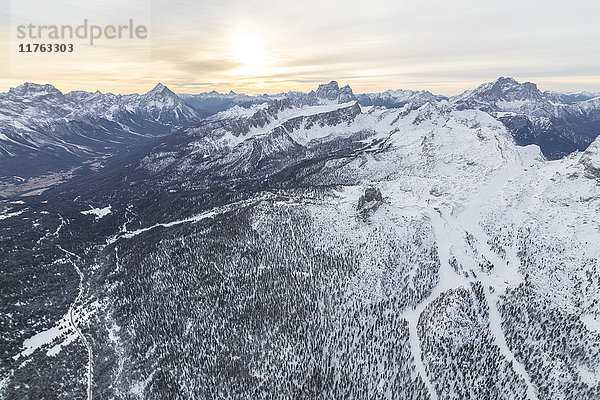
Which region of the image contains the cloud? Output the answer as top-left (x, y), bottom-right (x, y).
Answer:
top-left (1, 0), bottom-right (599, 94)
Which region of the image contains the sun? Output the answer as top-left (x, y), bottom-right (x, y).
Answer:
top-left (228, 33), bottom-right (269, 76)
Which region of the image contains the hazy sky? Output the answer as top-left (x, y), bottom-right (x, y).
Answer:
top-left (1, 0), bottom-right (599, 95)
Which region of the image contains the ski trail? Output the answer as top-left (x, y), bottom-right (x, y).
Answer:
top-left (463, 219), bottom-right (538, 400)
top-left (467, 218), bottom-right (537, 400)
top-left (483, 285), bottom-right (538, 400)
top-left (400, 148), bottom-right (538, 400)
top-left (58, 246), bottom-right (93, 400)
top-left (456, 157), bottom-right (538, 400)
top-left (404, 308), bottom-right (437, 400)
top-left (402, 207), bottom-right (472, 400)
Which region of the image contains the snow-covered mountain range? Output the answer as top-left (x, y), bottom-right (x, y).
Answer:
top-left (0, 80), bottom-right (360, 195)
top-left (1, 79), bottom-right (599, 399)
top-left (179, 77), bottom-right (600, 160)
top-left (2, 77), bottom-right (599, 195)
top-left (0, 82), bottom-right (200, 183)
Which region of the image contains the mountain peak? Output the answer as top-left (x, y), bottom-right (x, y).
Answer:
top-left (316, 81), bottom-right (340, 100)
top-left (494, 76), bottom-right (519, 85)
top-left (9, 82), bottom-right (63, 97)
top-left (492, 76), bottom-right (539, 93)
top-left (315, 81), bottom-right (356, 103)
top-left (453, 76), bottom-right (545, 107)
top-left (146, 83), bottom-right (176, 97)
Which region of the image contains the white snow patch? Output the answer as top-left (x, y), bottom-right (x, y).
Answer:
top-left (578, 364), bottom-right (600, 386)
top-left (81, 205), bottom-right (111, 220)
top-left (0, 209), bottom-right (26, 220)
top-left (580, 314), bottom-right (600, 333)
top-left (46, 331), bottom-right (78, 356)
top-left (13, 314), bottom-right (72, 359)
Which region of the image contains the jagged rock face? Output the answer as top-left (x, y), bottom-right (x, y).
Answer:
top-left (338, 85), bottom-right (355, 103)
top-left (2, 81), bottom-right (600, 400)
top-left (315, 80), bottom-right (357, 103)
top-left (316, 81), bottom-right (342, 100)
top-left (357, 187), bottom-right (383, 216)
top-left (249, 98), bottom-right (294, 128)
top-left (132, 83), bottom-right (199, 124)
top-left (8, 82), bottom-right (63, 98)
top-left (358, 187), bottom-right (382, 207)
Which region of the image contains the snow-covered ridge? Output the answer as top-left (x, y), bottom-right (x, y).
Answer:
top-left (183, 99), bottom-right (362, 150)
top-left (0, 82), bottom-right (198, 128)
top-left (356, 88), bottom-right (447, 109)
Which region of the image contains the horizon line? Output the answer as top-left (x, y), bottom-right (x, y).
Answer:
top-left (1, 76), bottom-right (600, 97)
